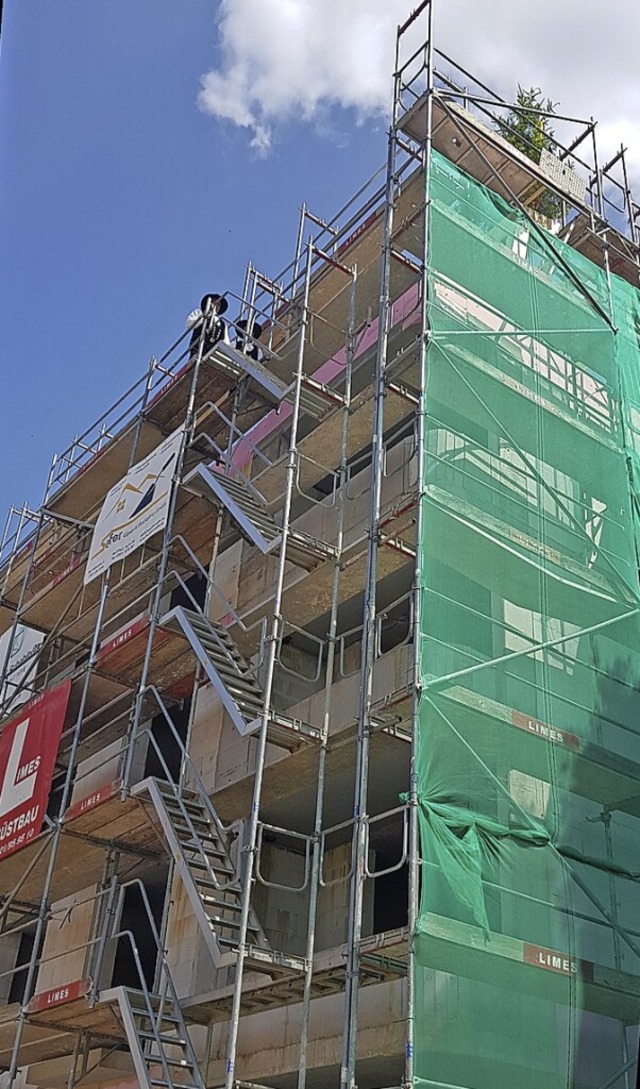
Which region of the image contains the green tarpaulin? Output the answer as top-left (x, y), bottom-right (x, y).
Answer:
top-left (415, 150), bottom-right (640, 1089)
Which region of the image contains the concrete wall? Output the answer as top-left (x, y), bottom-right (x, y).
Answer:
top-left (34, 887), bottom-right (97, 993)
top-left (315, 842), bottom-right (374, 952)
top-left (0, 933), bottom-right (21, 1004)
top-left (70, 734), bottom-right (147, 806)
top-left (165, 870), bottom-right (222, 999)
top-left (252, 842), bottom-right (309, 957)
top-left (206, 979), bottom-right (406, 1086)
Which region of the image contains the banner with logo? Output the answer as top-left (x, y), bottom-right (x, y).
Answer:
top-left (84, 427), bottom-right (184, 585)
top-left (0, 679), bottom-right (71, 860)
top-left (0, 624), bottom-right (46, 711)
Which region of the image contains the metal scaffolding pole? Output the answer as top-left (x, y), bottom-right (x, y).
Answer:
top-left (121, 343), bottom-right (206, 791)
top-left (297, 260), bottom-right (357, 1089)
top-left (401, 4), bottom-right (434, 1087)
top-left (223, 240), bottom-right (314, 1089)
top-left (339, 29), bottom-right (413, 1087)
top-left (7, 573), bottom-right (111, 1085)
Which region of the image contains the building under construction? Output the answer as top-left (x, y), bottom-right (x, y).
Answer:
top-left (1, 6), bottom-right (640, 1089)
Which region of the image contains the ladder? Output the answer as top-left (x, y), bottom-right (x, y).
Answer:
top-left (185, 464), bottom-right (334, 570)
top-left (110, 984), bottom-right (203, 1089)
top-left (160, 605), bottom-right (321, 750)
top-left (136, 778), bottom-right (270, 969)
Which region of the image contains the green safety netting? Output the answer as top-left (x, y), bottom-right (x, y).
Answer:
top-left (415, 150), bottom-right (640, 1089)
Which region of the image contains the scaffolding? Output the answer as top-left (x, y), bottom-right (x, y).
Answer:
top-left (1, 5), bottom-right (640, 1089)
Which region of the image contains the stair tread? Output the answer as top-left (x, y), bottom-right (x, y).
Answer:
top-left (169, 827), bottom-right (226, 847)
top-left (165, 814), bottom-right (217, 831)
top-left (146, 1056), bottom-right (193, 1068)
top-left (189, 859), bottom-right (235, 874)
top-left (201, 894), bottom-right (242, 908)
top-left (194, 876), bottom-right (240, 892)
top-left (207, 915), bottom-right (260, 932)
top-left (130, 1011), bottom-right (181, 1024)
top-left (180, 844), bottom-right (228, 860)
top-left (162, 800), bottom-right (210, 814)
top-left (149, 1079), bottom-right (198, 1085)
top-left (138, 1031), bottom-right (188, 1045)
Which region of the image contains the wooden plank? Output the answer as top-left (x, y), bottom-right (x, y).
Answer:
top-left (186, 928), bottom-right (408, 1023)
top-left (47, 420), bottom-right (164, 521)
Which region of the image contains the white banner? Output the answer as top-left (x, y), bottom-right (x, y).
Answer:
top-left (0, 625), bottom-right (46, 711)
top-left (84, 427), bottom-right (184, 585)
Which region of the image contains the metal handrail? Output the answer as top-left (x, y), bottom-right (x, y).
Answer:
top-left (294, 451), bottom-right (339, 506)
top-left (364, 805), bottom-right (409, 879)
top-left (275, 619), bottom-right (325, 683)
top-left (194, 399), bottom-right (273, 469)
top-left (255, 822), bottom-right (312, 893)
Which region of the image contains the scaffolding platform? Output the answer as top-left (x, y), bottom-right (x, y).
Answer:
top-left (270, 219), bottom-right (418, 380)
top-left (0, 784), bottom-right (162, 911)
top-left (7, 488), bottom-right (218, 647)
top-left (212, 710), bottom-right (411, 833)
top-left (95, 613), bottom-right (194, 694)
top-left (186, 928), bottom-right (408, 1023)
top-left (398, 95), bottom-right (640, 290)
top-left (0, 991), bottom-right (94, 1071)
top-left (559, 212), bottom-right (640, 287)
top-left (216, 378), bottom-right (417, 559)
top-left (4, 982), bottom-right (130, 1075)
top-left (47, 357), bottom-right (274, 523)
top-left (1, 975), bottom-right (212, 1073)
top-left (47, 419), bottom-right (166, 522)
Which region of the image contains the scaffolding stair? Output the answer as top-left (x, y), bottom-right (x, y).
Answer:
top-left (208, 342), bottom-right (342, 419)
top-left (206, 342), bottom-right (292, 407)
top-left (110, 985), bottom-right (204, 1089)
top-left (160, 605), bottom-right (321, 750)
top-left (136, 778), bottom-right (288, 972)
top-left (185, 464), bottom-right (334, 570)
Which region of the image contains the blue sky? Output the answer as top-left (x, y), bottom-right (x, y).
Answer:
top-left (2, 0), bottom-right (638, 530)
top-left (0, 1), bottom-right (385, 523)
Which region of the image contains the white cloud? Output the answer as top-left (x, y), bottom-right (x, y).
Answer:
top-left (199, 0), bottom-right (408, 151)
top-left (199, 0), bottom-right (640, 184)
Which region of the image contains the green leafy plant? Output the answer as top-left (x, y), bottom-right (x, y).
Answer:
top-left (497, 85), bottom-right (562, 221)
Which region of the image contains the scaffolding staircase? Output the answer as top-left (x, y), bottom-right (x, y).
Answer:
top-left (136, 778), bottom-right (272, 969)
top-left (207, 341), bottom-right (343, 420)
top-left (134, 776), bottom-right (307, 977)
top-left (110, 983), bottom-right (204, 1089)
top-left (185, 464), bottom-right (334, 570)
top-left (160, 604), bottom-right (322, 750)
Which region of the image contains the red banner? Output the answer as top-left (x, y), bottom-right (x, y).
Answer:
top-left (26, 978), bottom-right (91, 1014)
top-left (0, 679), bottom-right (71, 860)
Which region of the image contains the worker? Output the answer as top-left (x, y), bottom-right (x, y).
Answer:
top-left (186, 293), bottom-right (229, 359)
top-left (234, 317), bottom-right (265, 363)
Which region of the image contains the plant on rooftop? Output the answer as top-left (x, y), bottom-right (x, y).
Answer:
top-left (496, 85), bottom-right (563, 221)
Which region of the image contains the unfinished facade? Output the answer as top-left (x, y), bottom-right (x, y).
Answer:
top-left (1, 6), bottom-right (640, 1089)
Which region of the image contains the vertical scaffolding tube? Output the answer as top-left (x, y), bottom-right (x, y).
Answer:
top-left (340, 75), bottom-right (404, 1089)
top-left (297, 263), bottom-right (357, 1089)
top-left (7, 575), bottom-right (111, 1085)
top-left (404, 4), bottom-right (435, 1088)
top-left (223, 240), bottom-right (314, 1089)
top-left (0, 509), bottom-right (46, 702)
top-left (121, 346), bottom-right (206, 789)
